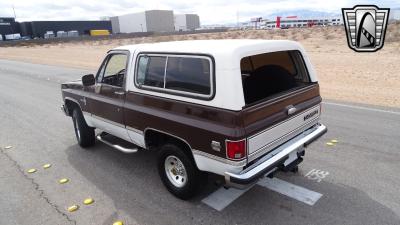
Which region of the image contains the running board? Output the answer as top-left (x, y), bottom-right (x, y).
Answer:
top-left (96, 133), bottom-right (138, 154)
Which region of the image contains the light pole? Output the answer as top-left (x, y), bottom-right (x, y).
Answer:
top-left (140, 24), bottom-right (143, 32)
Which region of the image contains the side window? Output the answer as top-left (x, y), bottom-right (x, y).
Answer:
top-left (135, 54), bottom-right (213, 98)
top-left (136, 56), bottom-right (149, 85)
top-left (98, 53), bottom-right (128, 87)
top-left (165, 57), bottom-right (211, 95)
top-left (137, 56), bottom-right (166, 88)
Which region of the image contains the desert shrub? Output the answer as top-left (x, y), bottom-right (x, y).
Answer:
top-left (386, 23), bottom-right (400, 42)
top-left (323, 29), bottom-right (335, 40)
top-left (302, 32), bottom-right (311, 39)
top-left (386, 31), bottom-right (400, 42)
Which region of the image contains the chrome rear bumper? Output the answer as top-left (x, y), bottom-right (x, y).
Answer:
top-left (224, 123), bottom-right (327, 188)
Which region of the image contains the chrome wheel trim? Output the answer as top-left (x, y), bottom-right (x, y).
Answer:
top-left (164, 155), bottom-right (187, 188)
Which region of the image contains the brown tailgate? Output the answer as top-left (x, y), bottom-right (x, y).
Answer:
top-left (241, 84), bottom-right (321, 160)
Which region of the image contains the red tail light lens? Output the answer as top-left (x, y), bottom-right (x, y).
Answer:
top-left (226, 139), bottom-right (246, 160)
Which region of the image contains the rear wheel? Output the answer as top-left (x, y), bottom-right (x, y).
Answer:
top-left (157, 144), bottom-right (202, 200)
top-left (72, 108), bottom-right (95, 147)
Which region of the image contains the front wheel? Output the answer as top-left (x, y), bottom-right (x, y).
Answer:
top-left (72, 108), bottom-right (95, 147)
top-left (157, 144), bottom-right (203, 200)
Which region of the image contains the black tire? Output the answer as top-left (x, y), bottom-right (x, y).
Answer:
top-left (72, 108), bottom-right (95, 147)
top-left (157, 144), bottom-right (202, 200)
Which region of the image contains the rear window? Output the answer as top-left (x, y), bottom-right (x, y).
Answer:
top-left (241, 51), bottom-right (310, 105)
top-left (136, 54), bottom-right (213, 98)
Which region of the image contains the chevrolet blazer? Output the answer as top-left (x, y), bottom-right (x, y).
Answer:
top-left (61, 40), bottom-right (327, 199)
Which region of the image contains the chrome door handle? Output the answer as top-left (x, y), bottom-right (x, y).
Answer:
top-left (114, 91), bottom-right (125, 95)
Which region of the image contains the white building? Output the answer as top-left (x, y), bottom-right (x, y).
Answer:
top-left (261, 17), bottom-right (343, 29)
top-left (174, 14), bottom-right (200, 31)
top-left (110, 10), bottom-right (175, 33)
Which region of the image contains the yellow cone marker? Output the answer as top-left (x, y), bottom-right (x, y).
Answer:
top-left (67, 205), bottom-right (79, 212)
top-left (83, 198), bottom-right (94, 205)
top-left (43, 164), bottom-right (52, 169)
top-left (4, 146), bottom-right (13, 149)
top-left (59, 178), bottom-right (69, 184)
top-left (326, 142), bottom-right (334, 146)
top-left (27, 169), bottom-right (37, 173)
top-left (331, 139), bottom-right (338, 143)
top-left (113, 221), bottom-right (124, 225)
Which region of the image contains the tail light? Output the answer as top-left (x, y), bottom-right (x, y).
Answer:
top-left (226, 139), bottom-right (246, 160)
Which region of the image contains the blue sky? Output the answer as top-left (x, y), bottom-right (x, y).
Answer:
top-left (0, 0), bottom-right (399, 24)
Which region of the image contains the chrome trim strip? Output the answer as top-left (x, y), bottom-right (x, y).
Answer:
top-left (247, 104), bottom-right (320, 162)
top-left (192, 150), bottom-right (247, 167)
top-left (163, 56), bottom-right (168, 88)
top-left (92, 114), bottom-right (125, 128)
top-left (248, 118), bottom-right (319, 162)
top-left (126, 126), bottom-right (144, 135)
top-left (137, 84), bottom-right (211, 99)
top-left (225, 124), bottom-right (327, 185)
top-left (249, 105), bottom-right (320, 139)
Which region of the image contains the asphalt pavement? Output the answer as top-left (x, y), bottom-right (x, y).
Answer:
top-left (0, 59), bottom-right (399, 225)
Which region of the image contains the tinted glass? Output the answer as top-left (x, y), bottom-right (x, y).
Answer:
top-left (104, 54), bottom-right (127, 78)
top-left (98, 54), bottom-right (127, 87)
top-left (240, 51), bottom-right (297, 75)
top-left (240, 51), bottom-right (310, 105)
top-left (137, 56), bottom-right (166, 88)
top-left (165, 57), bottom-right (211, 95)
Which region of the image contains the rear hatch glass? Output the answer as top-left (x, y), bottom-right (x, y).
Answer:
top-left (241, 50), bottom-right (310, 106)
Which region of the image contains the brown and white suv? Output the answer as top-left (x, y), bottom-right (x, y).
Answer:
top-left (61, 40), bottom-right (327, 199)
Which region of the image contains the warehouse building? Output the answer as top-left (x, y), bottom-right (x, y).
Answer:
top-left (20, 20), bottom-right (111, 38)
top-left (174, 14), bottom-right (200, 31)
top-left (0, 17), bottom-right (21, 40)
top-left (110, 10), bottom-right (175, 33)
top-left (1, 18), bottom-right (111, 40)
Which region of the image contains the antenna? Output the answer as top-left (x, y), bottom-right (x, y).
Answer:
top-left (12, 5), bottom-right (17, 19)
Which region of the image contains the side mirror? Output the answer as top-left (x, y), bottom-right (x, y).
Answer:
top-left (82, 74), bottom-right (95, 86)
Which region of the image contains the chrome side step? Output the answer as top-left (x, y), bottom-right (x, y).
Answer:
top-left (96, 133), bottom-right (138, 154)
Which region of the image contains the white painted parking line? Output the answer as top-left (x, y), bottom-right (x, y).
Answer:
top-left (202, 185), bottom-right (253, 211)
top-left (257, 177), bottom-right (322, 206)
top-left (322, 101), bottom-right (400, 115)
top-left (202, 177), bottom-right (323, 211)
